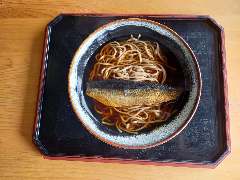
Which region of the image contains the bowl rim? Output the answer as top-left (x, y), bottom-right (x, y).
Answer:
top-left (68, 18), bottom-right (202, 149)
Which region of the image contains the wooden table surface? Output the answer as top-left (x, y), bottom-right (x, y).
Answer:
top-left (0, 1), bottom-right (240, 179)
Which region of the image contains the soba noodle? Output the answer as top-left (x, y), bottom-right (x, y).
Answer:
top-left (89, 35), bottom-right (175, 134)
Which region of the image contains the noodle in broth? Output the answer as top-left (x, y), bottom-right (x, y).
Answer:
top-left (89, 35), bottom-right (176, 134)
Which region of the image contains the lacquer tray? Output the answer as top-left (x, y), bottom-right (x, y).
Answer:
top-left (33, 14), bottom-right (230, 168)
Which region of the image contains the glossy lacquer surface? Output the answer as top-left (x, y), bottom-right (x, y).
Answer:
top-left (33, 15), bottom-right (229, 167)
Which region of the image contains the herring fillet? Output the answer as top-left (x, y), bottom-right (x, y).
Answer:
top-left (86, 80), bottom-right (183, 107)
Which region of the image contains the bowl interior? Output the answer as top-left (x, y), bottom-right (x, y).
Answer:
top-left (83, 33), bottom-right (188, 136)
top-left (69, 19), bottom-right (201, 148)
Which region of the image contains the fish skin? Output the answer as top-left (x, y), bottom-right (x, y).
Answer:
top-left (86, 80), bottom-right (183, 107)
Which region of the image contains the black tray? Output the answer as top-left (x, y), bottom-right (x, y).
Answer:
top-left (33, 14), bottom-right (230, 168)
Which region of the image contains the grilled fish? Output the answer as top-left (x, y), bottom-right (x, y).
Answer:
top-left (86, 80), bottom-right (183, 107)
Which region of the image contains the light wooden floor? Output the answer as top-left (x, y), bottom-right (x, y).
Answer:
top-left (0, 1), bottom-right (240, 179)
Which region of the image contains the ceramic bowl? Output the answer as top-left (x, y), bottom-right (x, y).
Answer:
top-left (68, 18), bottom-right (202, 149)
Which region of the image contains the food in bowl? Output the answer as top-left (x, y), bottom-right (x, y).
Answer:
top-left (86, 35), bottom-right (184, 134)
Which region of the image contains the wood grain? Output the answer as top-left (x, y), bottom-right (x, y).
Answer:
top-left (0, 0), bottom-right (240, 179)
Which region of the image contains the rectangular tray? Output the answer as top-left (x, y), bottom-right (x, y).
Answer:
top-left (33, 14), bottom-right (230, 168)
